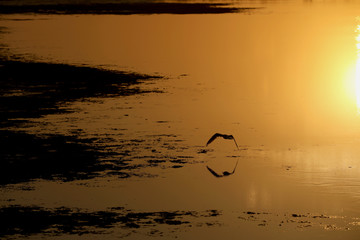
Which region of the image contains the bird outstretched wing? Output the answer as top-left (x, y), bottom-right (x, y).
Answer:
top-left (206, 166), bottom-right (222, 178)
top-left (232, 137), bottom-right (239, 149)
top-left (206, 133), bottom-right (239, 149)
top-left (206, 133), bottom-right (221, 146)
top-left (231, 160), bottom-right (239, 174)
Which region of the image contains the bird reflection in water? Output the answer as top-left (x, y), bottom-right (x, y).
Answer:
top-left (206, 160), bottom-right (239, 178)
top-left (205, 133), bottom-right (239, 177)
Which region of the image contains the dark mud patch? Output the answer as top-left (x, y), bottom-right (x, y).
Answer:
top-left (0, 205), bottom-right (222, 238)
top-left (0, 59), bottom-right (162, 126)
top-left (238, 211), bottom-right (355, 230)
top-left (0, 26), bottom-right (9, 34)
top-left (0, 129), bottom-right (196, 185)
top-left (0, 205), bottom-right (118, 237)
top-left (0, 130), bottom-right (109, 185)
top-left (0, 2), bottom-right (258, 15)
top-left (0, 58), bottom-right (170, 185)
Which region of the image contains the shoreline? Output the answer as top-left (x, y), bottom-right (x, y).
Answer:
top-left (0, 57), bottom-right (162, 125)
top-left (0, 2), bottom-right (258, 15)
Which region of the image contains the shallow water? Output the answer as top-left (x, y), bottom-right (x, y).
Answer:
top-left (1, 0), bottom-right (360, 239)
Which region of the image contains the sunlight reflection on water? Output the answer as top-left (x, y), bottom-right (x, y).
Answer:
top-left (355, 23), bottom-right (360, 113)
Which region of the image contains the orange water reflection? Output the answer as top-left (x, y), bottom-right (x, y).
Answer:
top-left (355, 24), bottom-right (360, 112)
top-left (1, 1), bottom-right (360, 239)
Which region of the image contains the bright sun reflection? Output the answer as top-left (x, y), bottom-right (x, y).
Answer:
top-left (355, 24), bottom-right (360, 113)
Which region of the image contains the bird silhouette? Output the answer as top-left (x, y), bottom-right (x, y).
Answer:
top-left (206, 160), bottom-right (239, 178)
top-left (206, 133), bottom-right (239, 149)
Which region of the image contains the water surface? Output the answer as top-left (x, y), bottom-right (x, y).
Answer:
top-left (1, 0), bottom-right (360, 239)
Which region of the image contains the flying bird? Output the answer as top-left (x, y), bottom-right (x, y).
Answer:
top-left (206, 133), bottom-right (239, 149)
top-left (206, 160), bottom-right (239, 178)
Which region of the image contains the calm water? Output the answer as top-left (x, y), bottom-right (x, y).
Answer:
top-left (1, 0), bottom-right (360, 239)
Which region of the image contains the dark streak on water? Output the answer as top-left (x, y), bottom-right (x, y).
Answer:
top-left (0, 58), bottom-right (162, 126)
top-left (0, 205), bottom-right (352, 238)
top-left (0, 52), bottom-right (199, 186)
top-left (0, 54), bottom-right (168, 185)
top-left (0, 205), bottom-right (222, 238)
top-left (0, 127), bottom-right (194, 185)
top-left (0, 130), bottom-right (108, 185)
top-left (0, 26), bottom-right (9, 34)
top-left (0, 2), bottom-right (257, 15)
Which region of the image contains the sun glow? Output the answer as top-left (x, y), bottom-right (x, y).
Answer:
top-left (355, 24), bottom-right (360, 113)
